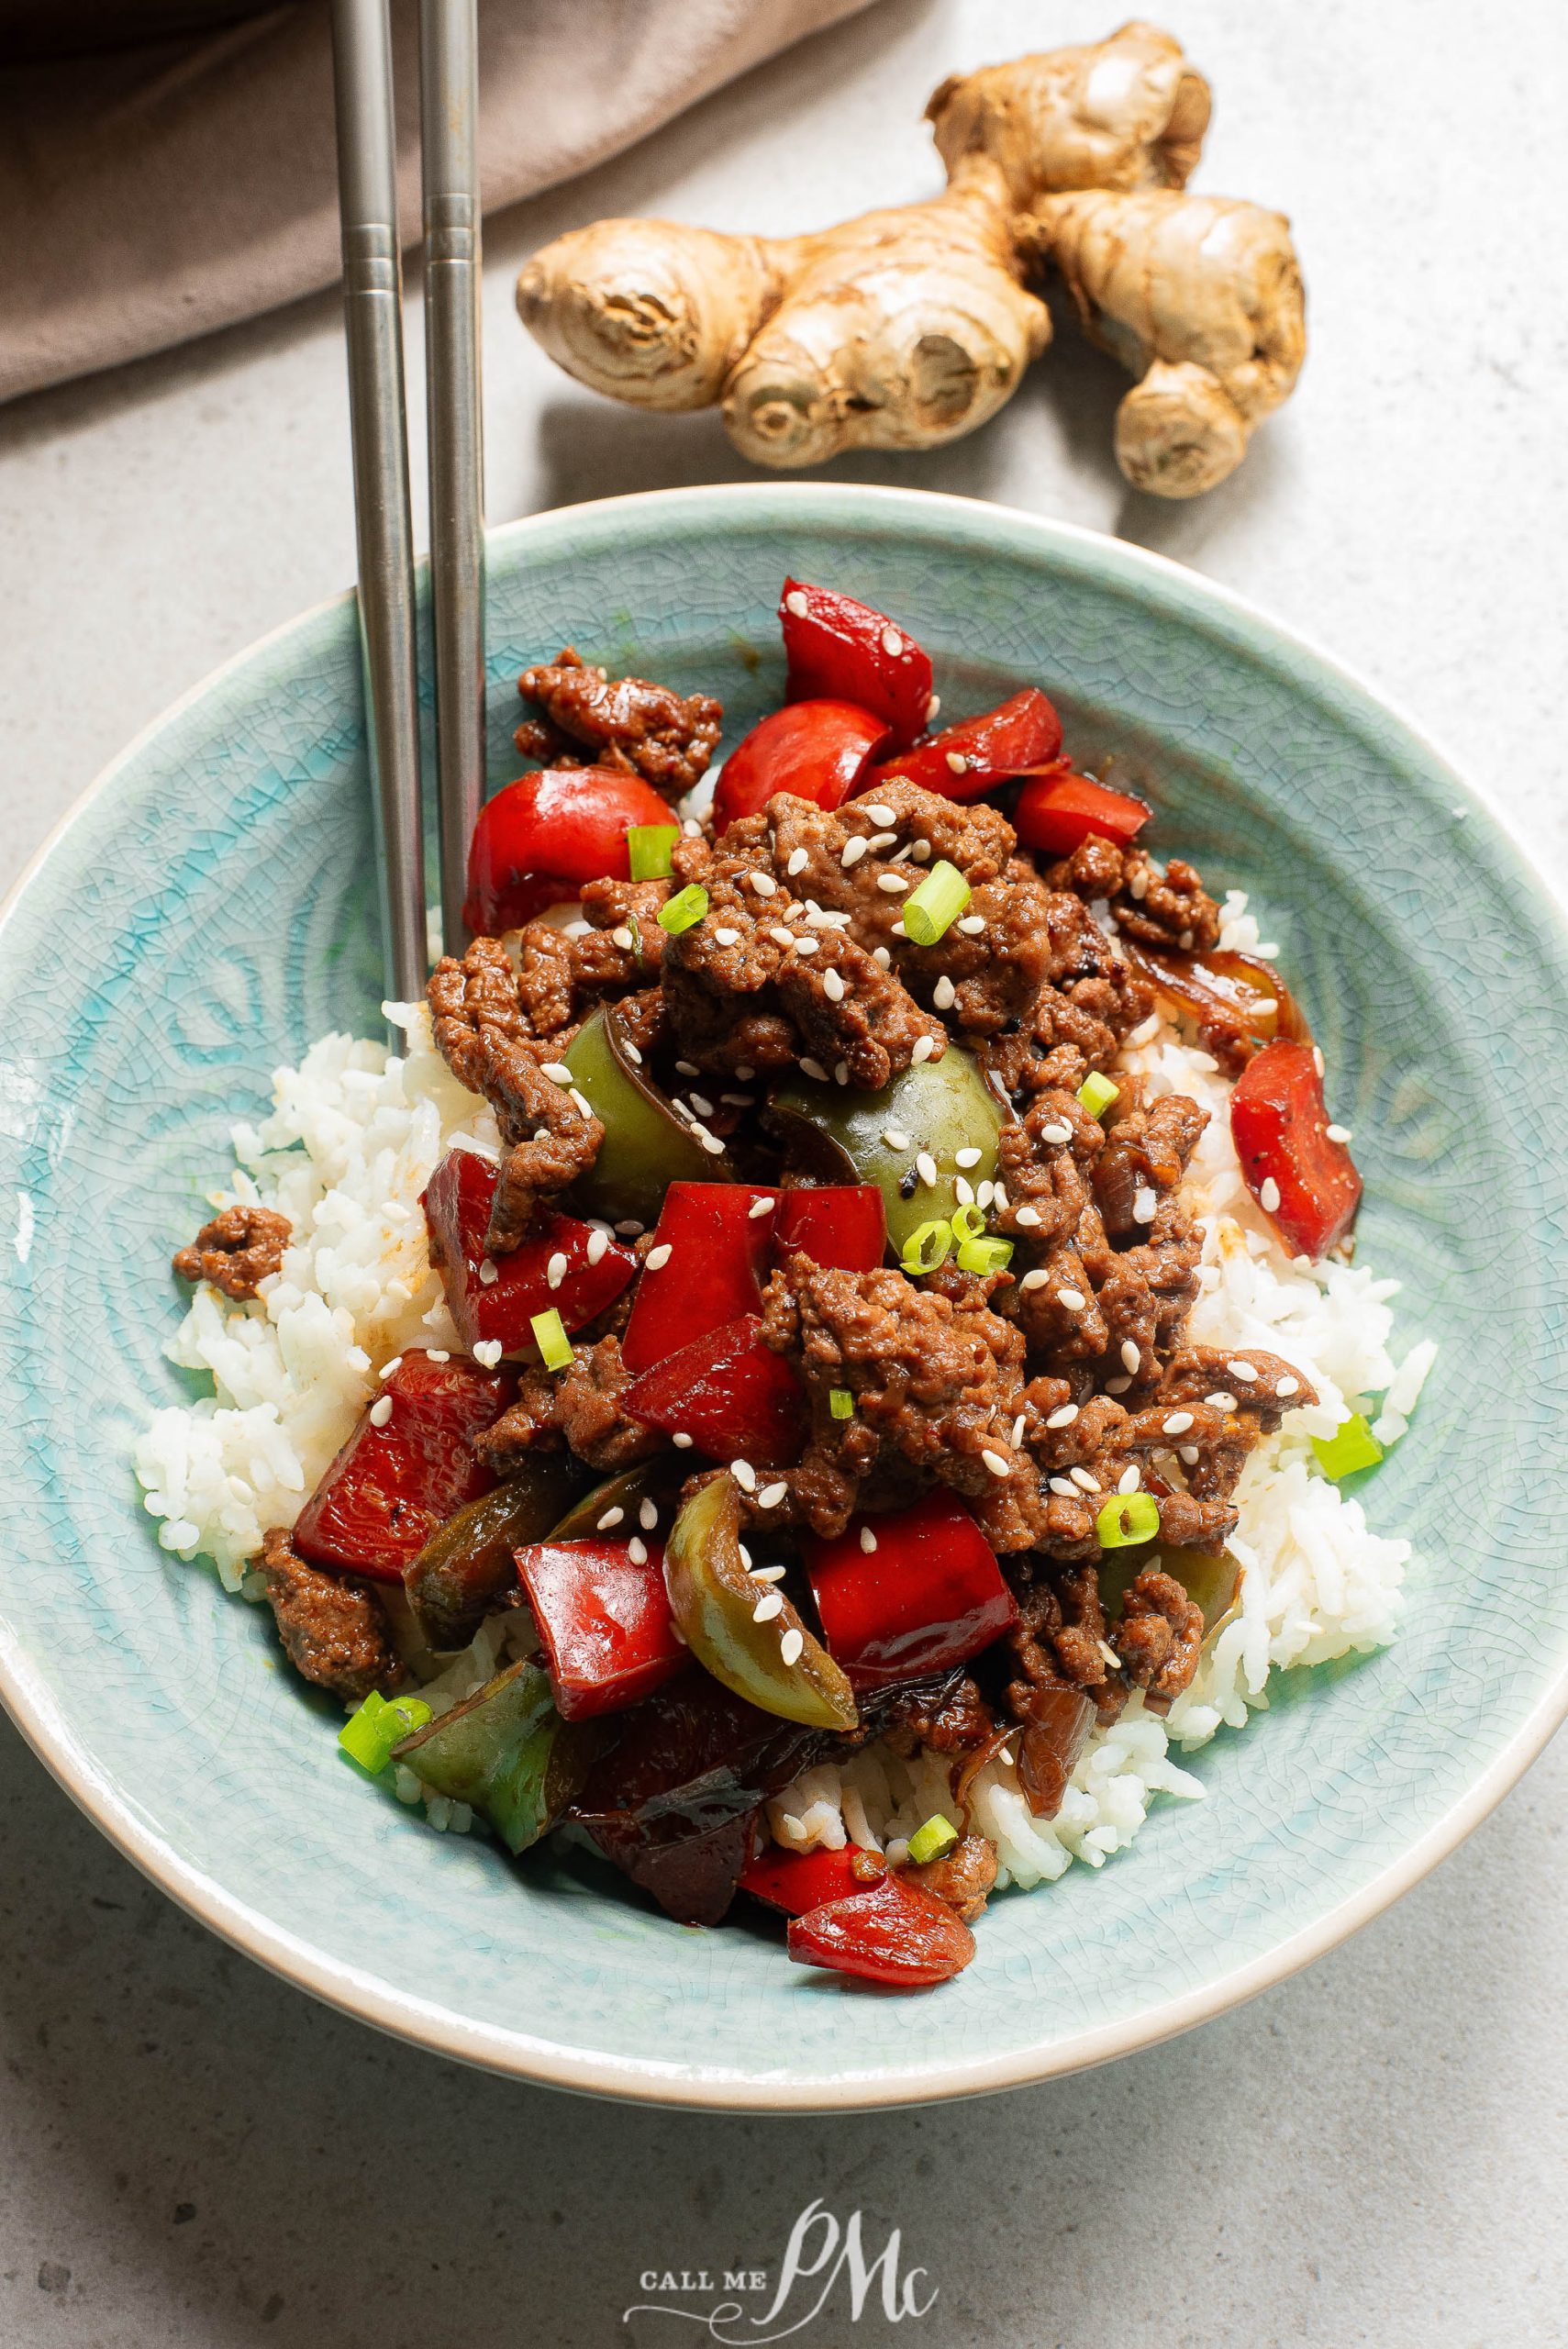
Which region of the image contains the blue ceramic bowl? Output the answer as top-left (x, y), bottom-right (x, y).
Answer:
top-left (4, 485), bottom-right (1567, 2110)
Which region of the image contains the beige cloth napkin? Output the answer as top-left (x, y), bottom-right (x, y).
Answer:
top-left (0, 0), bottom-right (881, 406)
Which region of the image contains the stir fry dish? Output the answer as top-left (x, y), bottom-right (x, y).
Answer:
top-left (150, 577), bottom-right (1429, 1992)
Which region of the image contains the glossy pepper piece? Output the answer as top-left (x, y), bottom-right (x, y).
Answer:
top-left (515, 1538), bottom-right (686, 1719)
top-left (403, 1456), bottom-right (583, 1649)
top-left (804, 1492), bottom-right (1017, 1693)
top-left (739, 1841), bottom-right (886, 1915)
top-left (423, 1146), bottom-right (636, 1355)
top-left (779, 578), bottom-right (932, 751)
top-left (619, 1183), bottom-right (778, 1375)
top-left (773, 1184), bottom-right (886, 1272)
top-left (562, 1004), bottom-right (730, 1226)
top-left (1229, 1038), bottom-right (1362, 1260)
top-left (392, 1658), bottom-right (602, 1852)
top-left (768, 1044), bottom-right (1006, 1258)
top-left (544, 1459), bottom-right (676, 1543)
top-left (1011, 1680), bottom-right (1096, 1819)
top-left (623, 1315), bottom-right (806, 1467)
top-left (1012, 766), bottom-right (1152, 858)
top-left (293, 1351), bottom-right (517, 1582)
top-left (462, 764), bottom-right (674, 933)
top-left (664, 1472), bottom-right (858, 1731)
top-left (713, 700), bottom-right (889, 834)
top-left (787, 1870), bottom-right (976, 1987)
top-left (871, 686), bottom-right (1062, 802)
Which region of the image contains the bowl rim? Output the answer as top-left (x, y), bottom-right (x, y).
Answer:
top-left (5, 478), bottom-right (1567, 2112)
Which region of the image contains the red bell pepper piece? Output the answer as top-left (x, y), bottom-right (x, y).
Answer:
top-left (1012, 766), bottom-right (1152, 858)
top-left (713, 701), bottom-right (889, 834)
top-left (462, 764), bottom-right (673, 933)
top-left (618, 1183), bottom-right (778, 1375)
top-left (787, 1871), bottom-right (976, 1987)
top-left (424, 1147), bottom-right (636, 1353)
top-left (739, 1841), bottom-right (885, 1915)
top-left (514, 1538), bottom-right (686, 1720)
top-left (622, 1314), bottom-right (806, 1467)
top-left (293, 1351), bottom-right (517, 1582)
top-left (1229, 1038), bottom-right (1362, 1260)
top-left (805, 1492), bottom-right (1017, 1691)
top-left (779, 578), bottom-right (932, 751)
top-left (872, 687), bottom-right (1063, 802)
top-left (773, 1185), bottom-right (886, 1272)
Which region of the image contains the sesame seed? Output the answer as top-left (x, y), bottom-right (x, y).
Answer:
top-left (1048, 1477), bottom-right (1078, 1499)
top-left (784, 589), bottom-right (809, 617)
top-left (689, 1093), bottom-right (715, 1117)
top-left (933, 975), bottom-right (956, 1011)
top-left (643, 1242), bottom-right (673, 1273)
top-left (910, 1035), bottom-right (935, 1064)
top-left (883, 1128), bottom-right (909, 1151)
top-left (787, 847), bottom-right (809, 876)
top-left (721, 1092), bottom-right (754, 1108)
top-left (597, 1507), bottom-right (625, 1531)
top-left (957, 914), bottom-right (985, 936)
top-left (1132, 1187), bottom-right (1157, 1224)
top-left (1105, 1375), bottom-right (1131, 1394)
top-left (925, 694), bottom-right (941, 724)
top-left (974, 1181), bottom-right (993, 1211)
top-left (868, 831), bottom-right (897, 852)
top-left (731, 1458), bottom-right (757, 1493)
top-left (1327, 1123), bottom-right (1352, 1143)
top-left (1205, 1392), bottom-right (1240, 1413)
top-left (1040, 1122), bottom-right (1072, 1147)
top-left (473, 1339), bottom-right (504, 1369)
top-left (714, 927), bottom-right (740, 947)
top-left (757, 1481), bottom-right (788, 1508)
top-left (881, 627), bottom-right (904, 657)
top-left (1011, 1413), bottom-right (1028, 1447)
top-left (1312, 1045), bottom-right (1326, 1076)
top-left (546, 1251), bottom-right (567, 1290)
top-left (799, 1057), bottom-right (829, 1084)
top-left (1179, 1443), bottom-right (1201, 1465)
top-left (860, 1526), bottom-right (878, 1553)
top-left (672, 1431), bottom-right (694, 1449)
top-left (1015, 1206), bottom-right (1041, 1230)
top-left (877, 872), bottom-right (909, 894)
top-left (1070, 1466), bottom-right (1101, 1493)
top-left (1259, 1177), bottom-right (1282, 1212)
top-left (749, 1196), bottom-right (775, 1219)
top-left (750, 1564), bottom-right (786, 1584)
top-left (639, 1498), bottom-right (659, 1531)
top-left (982, 1449), bottom-right (1011, 1477)
top-left (1058, 1286), bottom-right (1085, 1309)
top-left (952, 1146), bottom-right (982, 1170)
top-left (916, 1152), bottom-right (939, 1186)
top-left (478, 1258), bottom-right (499, 1286)
top-left (1276, 1375), bottom-right (1300, 1397)
top-left (615, 1219), bottom-right (643, 1237)
top-left (864, 803), bottom-right (895, 825)
top-left (1228, 1359), bottom-right (1259, 1382)
top-left (369, 1395), bottom-right (394, 1427)
top-left (752, 1592), bottom-right (784, 1624)
top-left (1118, 1464), bottom-right (1140, 1495)
top-left (739, 1542), bottom-right (754, 1569)
top-left (911, 839), bottom-right (932, 863)
top-left (763, 924), bottom-right (790, 951)
top-left (1097, 1638), bottom-right (1123, 1672)
top-left (750, 871), bottom-right (777, 896)
top-left (1162, 1410), bottom-right (1195, 1436)
top-left (427, 1350), bottom-right (450, 1363)
top-left (993, 1183), bottom-right (1008, 1209)
top-left (1120, 1340), bottom-right (1141, 1374)
top-left (570, 1087), bottom-right (594, 1119)
top-left (676, 1059), bottom-right (700, 1077)
top-left (621, 1536), bottom-right (645, 1566)
top-left (945, 750), bottom-right (969, 774)
top-left (841, 837), bottom-right (869, 868)
top-left (1179, 930), bottom-right (1194, 950)
top-left (622, 1041), bottom-right (643, 1065)
top-left (872, 945), bottom-right (893, 969)
top-left (610, 924), bottom-right (636, 952)
top-left (379, 1355), bottom-right (403, 1380)
top-left (793, 934), bottom-right (819, 956)
top-left (735, 1063), bottom-right (755, 1082)
top-left (1020, 1270), bottom-right (1050, 1293)
top-left (1046, 1403), bottom-right (1079, 1428)
top-left (697, 1131), bottom-right (725, 1156)
top-left (823, 970), bottom-right (846, 1002)
top-left (780, 1627), bottom-right (806, 1667)
top-left (954, 1176), bottom-right (974, 1207)
top-left (541, 1062), bottom-right (572, 1083)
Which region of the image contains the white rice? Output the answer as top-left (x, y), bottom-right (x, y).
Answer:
top-left (136, 891), bottom-right (1434, 1901)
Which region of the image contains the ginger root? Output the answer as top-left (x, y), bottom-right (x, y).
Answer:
top-left (1021, 190), bottom-right (1306, 497)
top-left (516, 20), bottom-right (1305, 495)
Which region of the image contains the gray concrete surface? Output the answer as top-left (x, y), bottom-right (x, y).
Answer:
top-left (1, 3), bottom-right (1564, 2343)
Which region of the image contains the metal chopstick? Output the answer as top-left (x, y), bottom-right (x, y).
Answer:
top-left (328, 0), bottom-right (428, 1004)
top-left (419, 0), bottom-right (486, 958)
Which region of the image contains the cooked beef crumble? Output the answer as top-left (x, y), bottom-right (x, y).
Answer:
top-left (173, 1204), bottom-right (291, 1300)
top-left (476, 1336), bottom-right (660, 1475)
top-left (517, 648), bottom-right (722, 796)
top-left (257, 1526), bottom-right (404, 1701)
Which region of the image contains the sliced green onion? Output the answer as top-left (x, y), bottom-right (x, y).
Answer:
top-left (531, 1308), bottom-right (573, 1371)
top-left (657, 883), bottom-right (709, 936)
top-left (900, 1219), bottom-right (952, 1274)
top-left (949, 1201), bottom-right (985, 1243)
top-left (1078, 1072), bottom-right (1120, 1120)
top-left (828, 1387), bottom-right (855, 1420)
top-left (956, 1235), bottom-right (1014, 1275)
top-left (906, 1813), bottom-right (959, 1866)
top-left (902, 860), bottom-right (971, 946)
top-left (1095, 1491), bottom-right (1161, 1549)
top-left (1312, 1413), bottom-right (1383, 1480)
top-left (627, 823), bottom-right (680, 882)
top-left (339, 1690), bottom-right (432, 1776)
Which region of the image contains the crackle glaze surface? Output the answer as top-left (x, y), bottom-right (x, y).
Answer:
top-left (3, 485), bottom-right (1566, 2110)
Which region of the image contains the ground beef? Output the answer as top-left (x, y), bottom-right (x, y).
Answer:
top-left (428, 934), bottom-right (534, 1085)
top-left (1046, 835), bottom-right (1221, 954)
top-left (172, 1205), bottom-right (291, 1300)
top-left (1093, 1093), bottom-right (1209, 1235)
top-left (900, 1833), bottom-right (997, 1922)
top-left (1113, 1568), bottom-right (1204, 1701)
top-left (257, 1527), bottom-right (404, 1701)
top-left (516, 648), bottom-right (722, 797)
top-left (880, 1674), bottom-right (995, 1760)
top-left (475, 1336), bottom-right (661, 1475)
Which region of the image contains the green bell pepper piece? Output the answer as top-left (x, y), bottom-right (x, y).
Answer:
top-left (664, 1473), bottom-right (858, 1732)
top-left (563, 1005), bottom-right (728, 1226)
top-left (392, 1658), bottom-right (602, 1854)
top-left (767, 1043), bottom-right (1006, 1259)
top-left (1099, 1542), bottom-right (1242, 1638)
top-left (403, 1457), bottom-right (584, 1650)
top-left (544, 1459), bottom-right (675, 1544)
